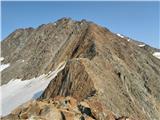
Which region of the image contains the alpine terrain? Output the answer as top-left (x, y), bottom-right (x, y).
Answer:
top-left (1, 18), bottom-right (160, 120)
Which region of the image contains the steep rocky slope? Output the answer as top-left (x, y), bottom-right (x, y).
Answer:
top-left (1, 18), bottom-right (85, 84)
top-left (1, 18), bottom-right (160, 120)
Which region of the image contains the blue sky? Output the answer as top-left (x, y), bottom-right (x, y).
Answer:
top-left (1, 1), bottom-right (160, 48)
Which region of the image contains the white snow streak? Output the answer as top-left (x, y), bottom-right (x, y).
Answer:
top-left (0, 57), bottom-right (10, 72)
top-left (0, 61), bottom-right (66, 117)
top-left (116, 33), bottom-right (124, 38)
top-left (16, 59), bottom-right (25, 63)
top-left (138, 44), bottom-right (145, 47)
top-left (153, 52), bottom-right (160, 59)
top-left (0, 64), bottom-right (10, 72)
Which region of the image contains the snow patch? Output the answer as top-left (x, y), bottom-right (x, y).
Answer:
top-left (0, 57), bottom-right (4, 62)
top-left (127, 39), bottom-right (130, 41)
top-left (0, 64), bottom-right (10, 72)
top-left (0, 61), bottom-right (66, 117)
top-left (16, 59), bottom-right (25, 63)
top-left (116, 33), bottom-right (124, 38)
top-left (138, 44), bottom-right (145, 47)
top-left (153, 52), bottom-right (160, 59)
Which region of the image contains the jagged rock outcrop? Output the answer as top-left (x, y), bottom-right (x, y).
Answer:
top-left (1, 18), bottom-right (160, 120)
top-left (41, 59), bottom-right (96, 100)
top-left (1, 96), bottom-right (134, 120)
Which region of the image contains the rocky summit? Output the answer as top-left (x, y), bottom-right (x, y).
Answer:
top-left (1, 18), bottom-right (160, 120)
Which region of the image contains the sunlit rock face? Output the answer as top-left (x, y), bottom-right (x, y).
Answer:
top-left (1, 18), bottom-right (160, 120)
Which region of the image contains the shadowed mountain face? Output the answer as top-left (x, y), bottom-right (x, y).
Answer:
top-left (1, 18), bottom-right (160, 120)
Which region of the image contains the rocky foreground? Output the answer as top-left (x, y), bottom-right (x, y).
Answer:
top-left (2, 96), bottom-right (134, 120)
top-left (1, 18), bottom-right (160, 120)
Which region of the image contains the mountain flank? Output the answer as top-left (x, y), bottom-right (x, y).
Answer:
top-left (1, 18), bottom-right (160, 120)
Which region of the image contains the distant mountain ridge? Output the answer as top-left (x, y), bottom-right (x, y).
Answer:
top-left (1, 18), bottom-right (160, 120)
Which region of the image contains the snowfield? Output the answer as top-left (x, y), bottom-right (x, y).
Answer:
top-left (153, 52), bottom-right (160, 59)
top-left (0, 62), bottom-right (66, 117)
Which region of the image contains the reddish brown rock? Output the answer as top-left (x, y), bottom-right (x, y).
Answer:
top-left (41, 59), bottom-right (96, 101)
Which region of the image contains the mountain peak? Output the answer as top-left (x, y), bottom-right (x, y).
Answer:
top-left (1, 18), bottom-right (160, 120)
